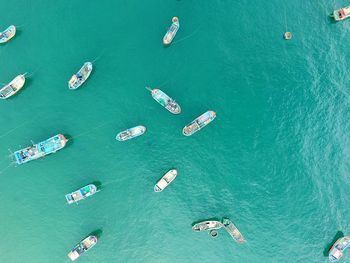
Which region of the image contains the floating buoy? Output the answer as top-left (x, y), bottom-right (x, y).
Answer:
top-left (284, 32), bottom-right (292, 40)
top-left (209, 229), bottom-right (219, 238)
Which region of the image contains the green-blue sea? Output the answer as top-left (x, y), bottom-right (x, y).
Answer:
top-left (1, 0), bottom-right (350, 262)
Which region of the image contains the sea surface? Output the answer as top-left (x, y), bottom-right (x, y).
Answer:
top-left (1, 0), bottom-right (350, 262)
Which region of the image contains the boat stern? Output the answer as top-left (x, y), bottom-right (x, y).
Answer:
top-left (65, 194), bottom-right (74, 204)
top-left (68, 250), bottom-right (80, 261)
top-left (14, 151), bottom-right (24, 165)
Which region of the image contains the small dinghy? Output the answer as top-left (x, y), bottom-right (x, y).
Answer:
top-left (0, 25), bottom-right (16, 44)
top-left (192, 220), bottom-right (224, 232)
top-left (116, 125), bottom-right (146, 141)
top-left (65, 184), bottom-right (98, 204)
top-left (14, 134), bottom-right (67, 165)
top-left (0, 74), bottom-right (26, 99)
top-left (332, 6), bottom-right (350, 21)
top-left (68, 235), bottom-right (97, 261)
top-left (222, 218), bottom-right (246, 244)
top-left (154, 169), bottom-right (177, 192)
top-left (68, 62), bottom-right (93, 90)
top-left (146, 87), bottom-right (181, 114)
top-left (163, 17), bottom-right (179, 45)
top-left (183, 111), bottom-right (216, 136)
top-left (329, 236), bottom-right (350, 262)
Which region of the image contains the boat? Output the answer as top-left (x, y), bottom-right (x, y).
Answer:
top-left (14, 134), bottom-right (67, 165)
top-left (329, 236), bottom-right (350, 262)
top-left (65, 184), bottom-right (98, 204)
top-left (332, 6), bottom-right (350, 21)
top-left (192, 220), bottom-right (224, 232)
top-left (0, 25), bottom-right (16, 44)
top-left (154, 169), bottom-right (177, 192)
top-left (222, 217), bottom-right (246, 244)
top-left (0, 74), bottom-right (26, 99)
top-left (68, 235), bottom-right (97, 261)
top-left (68, 62), bottom-right (93, 90)
top-left (163, 17), bottom-right (179, 45)
top-left (182, 111), bottom-right (216, 136)
top-left (116, 125), bottom-right (146, 141)
top-left (146, 87), bottom-right (181, 114)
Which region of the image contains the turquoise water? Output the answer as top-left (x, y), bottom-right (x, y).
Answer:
top-left (1, 0), bottom-right (350, 262)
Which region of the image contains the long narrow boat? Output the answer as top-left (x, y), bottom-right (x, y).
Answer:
top-left (332, 6), bottom-right (350, 21)
top-left (222, 218), bottom-right (246, 244)
top-left (68, 62), bottom-right (93, 90)
top-left (154, 169), bottom-right (177, 192)
top-left (163, 17), bottom-right (179, 45)
top-left (14, 134), bottom-right (67, 165)
top-left (65, 184), bottom-right (98, 204)
top-left (0, 74), bottom-right (26, 99)
top-left (0, 25), bottom-right (16, 43)
top-left (146, 87), bottom-right (181, 114)
top-left (192, 220), bottom-right (224, 232)
top-left (116, 125), bottom-right (146, 141)
top-left (183, 111), bottom-right (216, 136)
top-left (68, 235), bottom-right (97, 261)
top-left (329, 236), bottom-right (350, 262)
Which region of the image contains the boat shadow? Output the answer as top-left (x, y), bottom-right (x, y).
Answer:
top-left (89, 229), bottom-right (103, 239)
top-left (92, 181), bottom-right (102, 190)
top-left (323, 231), bottom-right (344, 257)
top-left (64, 134), bottom-right (74, 147)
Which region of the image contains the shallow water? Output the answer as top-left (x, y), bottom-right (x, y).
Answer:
top-left (1, 0), bottom-right (350, 262)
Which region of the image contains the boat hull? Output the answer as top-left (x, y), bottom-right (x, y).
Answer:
top-left (163, 17), bottom-right (179, 45)
top-left (154, 169), bottom-right (177, 192)
top-left (68, 235), bottom-right (97, 261)
top-left (329, 236), bottom-right (350, 262)
top-left (116, 125), bottom-right (146, 141)
top-left (0, 25), bottom-right (16, 43)
top-left (183, 111), bottom-right (216, 136)
top-left (14, 134), bottom-right (67, 164)
top-left (192, 220), bottom-right (224, 232)
top-left (68, 62), bottom-right (93, 90)
top-left (0, 75), bottom-right (26, 99)
top-left (149, 88), bottom-right (181, 114)
top-left (65, 184), bottom-right (97, 204)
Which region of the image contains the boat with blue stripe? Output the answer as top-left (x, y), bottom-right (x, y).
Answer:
top-left (0, 25), bottom-right (16, 44)
top-left (14, 134), bottom-right (67, 164)
top-left (146, 87), bottom-right (181, 114)
top-left (65, 184), bottom-right (98, 204)
top-left (183, 111), bottom-right (216, 136)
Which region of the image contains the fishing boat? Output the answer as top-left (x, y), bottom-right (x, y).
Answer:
top-left (65, 184), bottom-right (98, 204)
top-left (14, 134), bottom-right (67, 165)
top-left (68, 235), bottom-right (97, 261)
top-left (0, 25), bottom-right (16, 44)
top-left (192, 220), bottom-right (224, 232)
top-left (163, 17), bottom-right (179, 45)
top-left (146, 87), bottom-right (181, 114)
top-left (68, 62), bottom-right (93, 90)
top-left (332, 6), bottom-right (350, 21)
top-left (0, 74), bottom-right (26, 99)
top-left (116, 125), bottom-right (146, 141)
top-left (329, 236), bottom-right (350, 262)
top-left (182, 111), bottom-right (216, 136)
top-left (222, 218), bottom-right (246, 244)
top-left (154, 169), bottom-right (177, 192)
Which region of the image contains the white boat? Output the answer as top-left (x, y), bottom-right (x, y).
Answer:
top-left (0, 74), bottom-right (26, 99)
top-left (68, 62), bottom-right (93, 90)
top-left (116, 125), bottom-right (146, 141)
top-left (68, 235), bottom-right (97, 261)
top-left (0, 25), bottom-right (16, 43)
top-left (65, 184), bottom-right (98, 204)
top-left (163, 17), bottom-right (179, 45)
top-left (332, 6), bottom-right (350, 21)
top-left (154, 169), bottom-right (177, 192)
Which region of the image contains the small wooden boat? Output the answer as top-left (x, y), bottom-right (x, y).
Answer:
top-left (163, 17), bottom-right (179, 45)
top-left (0, 74), bottom-right (26, 99)
top-left (68, 62), bottom-right (93, 90)
top-left (329, 236), bottom-right (350, 262)
top-left (332, 6), bottom-right (350, 21)
top-left (154, 169), bottom-right (177, 192)
top-left (68, 235), bottom-right (97, 261)
top-left (14, 134), bottom-right (67, 164)
top-left (146, 87), bottom-right (181, 114)
top-left (65, 184), bottom-right (98, 204)
top-left (222, 218), bottom-right (246, 244)
top-left (183, 111), bottom-right (216, 136)
top-left (116, 125), bottom-right (146, 141)
top-left (192, 220), bottom-right (224, 232)
top-left (0, 25), bottom-right (16, 44)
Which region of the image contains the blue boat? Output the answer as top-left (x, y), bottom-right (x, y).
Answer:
top-left (65, 184), bottom-right (98, 204)
top-left (116, 126), bottom-right (146, 141)
top-left (14, 134), bottom-right (67, 164)
top-left (0, 25), bottom-right (16, 44)
top-left (329, 236), bottom-right (350, 262)
top-left (182, 111), bottom-right (216, 136)
top-left (68, 62), bottom-right (93, 90)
